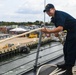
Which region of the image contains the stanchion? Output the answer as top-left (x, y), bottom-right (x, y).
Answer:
top-left (34, 31), bottom-right (42, 72)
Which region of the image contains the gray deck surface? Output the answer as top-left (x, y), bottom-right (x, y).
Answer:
top-left (25, 59), bottom-right (76, 75)
top-left (0, 42), bottom-right (63, 75)
top-left (24, 56), bottom-right (64, 75)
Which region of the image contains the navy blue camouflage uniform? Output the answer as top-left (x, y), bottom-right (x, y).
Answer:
top-left (51, 10), bottom-right (76, 67)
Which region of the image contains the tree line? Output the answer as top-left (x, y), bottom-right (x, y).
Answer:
top-left (0, 20), bottom-right (54, 26)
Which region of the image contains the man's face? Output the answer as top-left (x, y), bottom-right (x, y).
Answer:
top-left (46, 8), bottom-right (55, 16)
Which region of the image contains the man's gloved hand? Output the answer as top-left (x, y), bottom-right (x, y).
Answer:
top-left (41, 27), bottom-right (49, 33)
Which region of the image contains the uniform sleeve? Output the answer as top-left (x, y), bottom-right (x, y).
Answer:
top-left (56, 13), bottom-right (66, 27)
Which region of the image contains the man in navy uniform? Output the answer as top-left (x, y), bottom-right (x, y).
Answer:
top-left (41, 3), bottom-right (76, 75)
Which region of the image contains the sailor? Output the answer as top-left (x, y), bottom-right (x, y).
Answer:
top-left (41, 3), bottom-right (76, 75)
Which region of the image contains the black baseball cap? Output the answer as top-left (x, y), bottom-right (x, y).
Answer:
top-left (43, 4), bottom-right (54, 12)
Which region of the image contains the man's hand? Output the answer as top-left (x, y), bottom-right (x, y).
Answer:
top-left (41, 27), bottom-right (50, 33)
top-left (41, 26), bottom-right (63, 33)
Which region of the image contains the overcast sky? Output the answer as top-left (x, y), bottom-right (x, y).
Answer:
top-left (0, 0), bottom-right (76, 22)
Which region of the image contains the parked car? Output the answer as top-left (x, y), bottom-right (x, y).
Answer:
top-left (29, 32), bottom-right (38, 38)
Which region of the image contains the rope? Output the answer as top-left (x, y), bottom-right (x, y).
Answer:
top-left (36, 64), bottom-right (57, 75)
top-left (58, 36), bottom-right (64, 45)
top-left (36, 64), bottom-right (66, 75)
top-left (0, 28), bottom-right (42, 43)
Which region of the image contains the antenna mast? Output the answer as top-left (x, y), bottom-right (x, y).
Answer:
top-left (44, 0), bottom-right (46, 26)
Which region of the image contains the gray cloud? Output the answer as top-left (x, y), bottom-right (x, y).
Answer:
top-left (0, 0), bottom-right (76, 22)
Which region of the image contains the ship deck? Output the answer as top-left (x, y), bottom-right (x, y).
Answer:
top-left (24, 60), bottom-right (76, 75)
